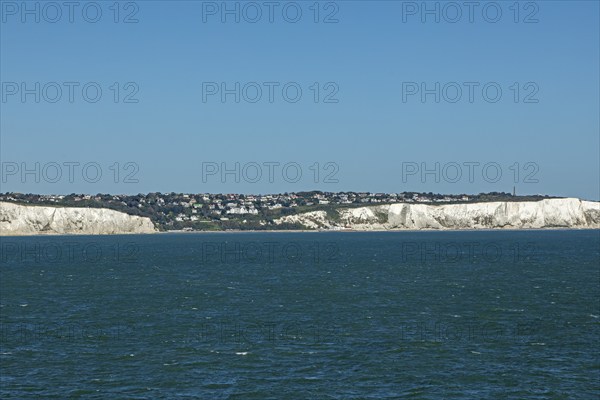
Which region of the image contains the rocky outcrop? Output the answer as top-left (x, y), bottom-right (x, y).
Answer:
top-left (275, 198), bottom-right (600, 231)
top-left (0, 202), bottom-right (156, 236)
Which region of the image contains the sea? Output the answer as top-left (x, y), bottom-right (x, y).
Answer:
top-left (1, 230), bottom-right (599, 399)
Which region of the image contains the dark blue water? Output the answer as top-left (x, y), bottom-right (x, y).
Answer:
top-left (1, 230), bottom-right (599, 398)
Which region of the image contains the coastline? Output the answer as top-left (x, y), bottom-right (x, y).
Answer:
top-left (151, 226), bottom-right (600, 234)
top-left (2, 198), bottom-right (598, 236)
top-left (2, 226), bottom-right (598, 237)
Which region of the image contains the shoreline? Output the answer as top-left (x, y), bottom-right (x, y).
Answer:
top-left (2, 226), bottom-right (598, 237)
top-left (2, 198), bottom-right (598, 237)
top-left (152, 227), bottom-right (600, 234)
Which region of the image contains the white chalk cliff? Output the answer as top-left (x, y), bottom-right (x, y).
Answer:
top-left (1, 198), bottom-right (598, 235)
top-left (0, 202), bottom-right (156, 236)
top-left (275, 198), bottom-right (600, 231)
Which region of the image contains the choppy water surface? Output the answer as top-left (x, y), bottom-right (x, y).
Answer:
top-left (1, 230), bottom-right (599, 398)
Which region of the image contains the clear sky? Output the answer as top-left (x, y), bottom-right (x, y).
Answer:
top-left (1, 0), bottom-right (599, 200)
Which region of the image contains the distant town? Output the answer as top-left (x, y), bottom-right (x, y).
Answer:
top-left (0, 191), bottom-right (556, 231)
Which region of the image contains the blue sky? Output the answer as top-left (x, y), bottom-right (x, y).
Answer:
top-left (1, 0), bottom-right (599, 200)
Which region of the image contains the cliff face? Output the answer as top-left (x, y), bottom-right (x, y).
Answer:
top-left (0, 202), bottom-right (156, 236)
top-left (2, 198), bottom-right (598, 235)
top-left (275, 198), bottom-right (600, 231)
